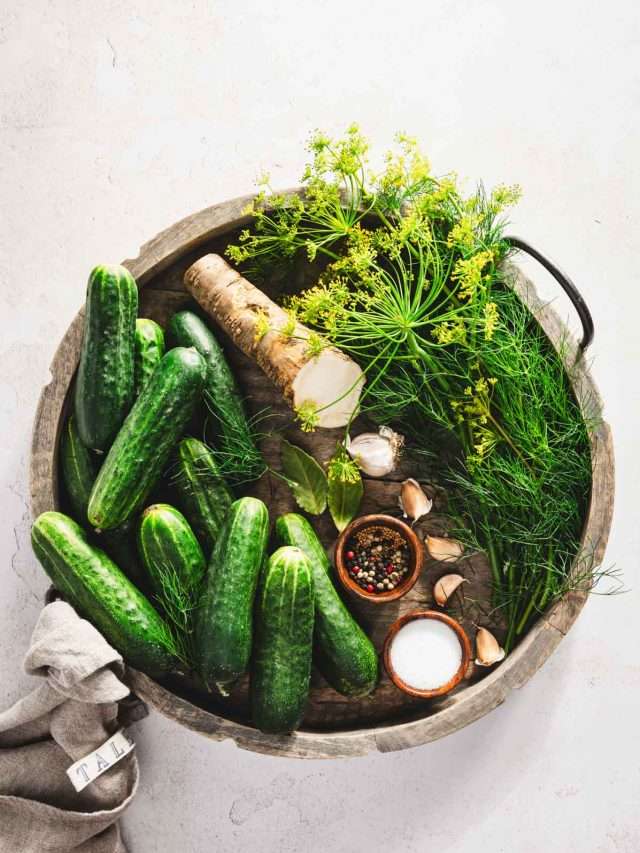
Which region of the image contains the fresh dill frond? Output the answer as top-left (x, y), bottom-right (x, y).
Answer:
top-left (202, 390), bottom-right (269, 484)
top-left (226, 125), bottom-right (607, 650)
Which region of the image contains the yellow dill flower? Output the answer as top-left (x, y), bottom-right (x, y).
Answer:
top-left (313, 124), bottom-right (368, 177)
top-left (446, 213), bottom-right (480, 251)
top-left (256, 170), bottom-right (271, 188)
top-left (483, 301), bottom-right (498, 340)
top-left (432, 318), bottom-right (467, 345)
top-left (327, 443), bottom-right (361, 484)
top-left (305, 332), bottom-right (325, 359)
top-left (452, 250), bottom-right (494, 300)
top-left (467, 430), bottom-right (498, 470)
top-left (279, 310), bottom-right (297, 340)
top-left (489, 183), bottom-right (522, 213)
top-left (379, 133), bottom-right (431, 197)
top-left (295, 400), bottom-right (320, 433)
top-left (475, 376), bottom-right (489, 396)
top-left (253, 309), bottom-right (270, 342)
top-left (287, 278), bottom-right (351, 329)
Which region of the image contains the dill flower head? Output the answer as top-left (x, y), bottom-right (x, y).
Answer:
top-left (295, 400), bottom-right (320, 433)
top-left (452, 250), bottom-right (495, 300)
top-left (327, 443), bottom-right (361, 484)
top-left (483, 302), bottom-right (499, 340)
top-left (253, 309), bottom-right (270, 343)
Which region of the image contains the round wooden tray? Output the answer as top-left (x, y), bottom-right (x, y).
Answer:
top-left (30, 193), bottom-right (615, 759)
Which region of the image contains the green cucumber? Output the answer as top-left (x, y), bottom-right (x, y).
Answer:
top-left (195, 496), bottom-right (269, 692)
top-left (74, 265), bottom-right (138, 451)
top-left (99, 519), bottom-right (145, 588)
top-left (31, 511), bottom-right (177, 676)
top-left (60, 413), bottom-right (145, 586)
top-left (275, 513), bottom-right (378, 697)
top-left (251, 546), bottom-right (315, 734)
top-left (134, 318), bottom-right (165, 397)
top-left (88, 347), bottom-right (207, 531)
top-left (138, 503), bottom-right (206, 598)
top-left (167, 311), bottom-right (265, 482)
top-left (60, 413), bottom-right (98, 522)
top-left (173, 437), bottom-right (234, 556)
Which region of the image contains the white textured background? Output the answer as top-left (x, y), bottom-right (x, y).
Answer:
top-left (1, 2), bottom-right (639, 851)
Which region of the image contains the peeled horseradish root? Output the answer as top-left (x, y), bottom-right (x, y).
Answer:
top-left (184, 254), bottom-right (365, 429)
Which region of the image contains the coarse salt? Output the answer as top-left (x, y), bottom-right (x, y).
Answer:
top-left (389, 618), bottom-right (463, 691)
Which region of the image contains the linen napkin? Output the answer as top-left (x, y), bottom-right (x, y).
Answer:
top-left (0, 600), bottom-right (143, 853)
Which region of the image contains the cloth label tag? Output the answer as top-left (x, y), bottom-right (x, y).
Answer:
top-left (66, 728), bottom-right (135, 792)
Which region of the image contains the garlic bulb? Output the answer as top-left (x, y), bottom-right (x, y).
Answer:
top-left (399, 478), bottom-right (432, 522)
top-left (347, 426), bottom-right (404, 478)
top-left (474, 627), bottom-right (506, 667)
top-left (433, 573), bottom-right (466, 606)
top-left (425, 535), bottom-right (464, 563)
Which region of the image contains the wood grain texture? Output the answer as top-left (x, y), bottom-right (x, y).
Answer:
top-left (29, 193), bottom-right (615, 759)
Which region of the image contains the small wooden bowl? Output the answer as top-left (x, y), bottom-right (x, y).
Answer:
top-left (383, 610), bottom-right (472, 699)
top-left (335, 514), bottom-right (424, 603)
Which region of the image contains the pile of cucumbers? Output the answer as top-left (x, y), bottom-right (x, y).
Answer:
top-left (31, 264), bottom-right (378, 734)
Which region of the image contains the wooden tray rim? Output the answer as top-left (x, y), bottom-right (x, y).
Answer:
top-left (29, 191), bottom-right (615, 759)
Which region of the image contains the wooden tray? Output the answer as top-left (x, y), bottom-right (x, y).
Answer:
top-left (30, 193), bottom-right (615, 759)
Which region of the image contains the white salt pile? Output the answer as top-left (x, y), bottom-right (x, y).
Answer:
top-left (389, 617), bottom-right (463, 690)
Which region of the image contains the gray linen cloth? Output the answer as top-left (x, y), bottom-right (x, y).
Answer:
top-left (0, 600), bottom-right (140, 853)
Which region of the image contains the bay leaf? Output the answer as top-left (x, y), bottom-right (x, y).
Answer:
top-left (280, 439), bottom-right (328, 515)
top-left (328, 474), bottom-right (363, 533)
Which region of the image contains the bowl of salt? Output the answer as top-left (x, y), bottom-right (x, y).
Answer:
top-left (383, 610), bottom-right (472, 698)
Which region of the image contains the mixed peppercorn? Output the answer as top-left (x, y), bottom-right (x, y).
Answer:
top-left (344, 525), bottom-right (410, 594)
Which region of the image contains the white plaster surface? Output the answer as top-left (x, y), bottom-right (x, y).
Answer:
top-left (1, 2), bottom-right (639, 850)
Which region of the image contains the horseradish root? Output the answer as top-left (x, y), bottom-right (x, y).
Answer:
top-left (184, 254), bottom-right (365, 429)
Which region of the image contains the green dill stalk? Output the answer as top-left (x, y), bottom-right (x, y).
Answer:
top-left (226, 126), bottom-right (596, 650)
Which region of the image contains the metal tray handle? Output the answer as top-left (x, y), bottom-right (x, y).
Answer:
top-left (506, 235), bottom-right (594, 351)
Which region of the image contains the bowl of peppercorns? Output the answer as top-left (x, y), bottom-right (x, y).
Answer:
top-left (335, 514), bottom-right (424, 603)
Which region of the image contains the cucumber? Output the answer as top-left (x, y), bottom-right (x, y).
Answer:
top-left (88, 347), bottom-right (207, 530)
top-left (138, 503), bottom-right (206, 598)
top-left (251, 546), bottom-right (315, 734)
top-left (99, 518), bottom-right (146, 589)
top-left (31, 511), bottom-right (177, 676)
top-left (74, 265), bottom-right (138, 451)
top-left (195, 496), bottom-right (269, 692)
top-left (173, 437), bottom-right (233, 556)
top-left (275, 513), bottom-right (378, 697)
top-left (60, 413), bottom-right (98, 522)
top-left (134, 318), bottom-right (165, 397)
top-left (167, 311), bottom-right (264, 482)
top-left (60, 413), bottom-right (146, 586)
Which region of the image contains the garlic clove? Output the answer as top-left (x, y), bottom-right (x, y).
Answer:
top-left (425, 535), bottom-right (464, 563)
top-left (474, 627), bottom-right (506, 667)
top-left (398, 478), bottom-right (433, 522)
top-left (346, 426), bottom-right (404, 478)
top-left (433, 573), bottom-right (466, 606)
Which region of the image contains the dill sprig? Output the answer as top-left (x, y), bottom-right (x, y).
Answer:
top-left (201, 390), bottom-right (269, 485)
top-left (151, 558), bottom-right (199, 667)
top-left (226, 126), bottom-right (604, 650)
